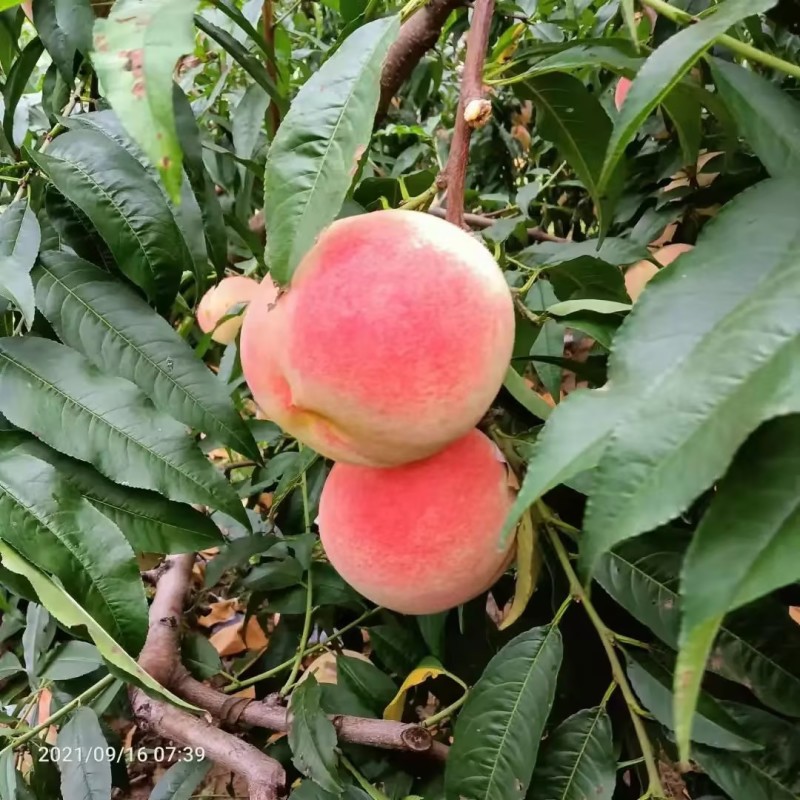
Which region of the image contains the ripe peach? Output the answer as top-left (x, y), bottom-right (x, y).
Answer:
top-left (615, 77), bottom-right (632, 111)
top-left (241, 210), bottom-right (514, 466)
top-left (625, 243), bottom-right (694, 302)
top-left (197, 276), bottom-right (263, 344)
top-left (317, 429), bottom-right (516, 615)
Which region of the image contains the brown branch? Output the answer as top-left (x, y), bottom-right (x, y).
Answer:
top-left (427, 206), bottom-right (566, 243)
top-left (438, 0), bottom-right (495, 227)
top-left (137, 554), bottom-right (449, 784)
top-left (133, 554), bottom-right (286, 800)
top-left (377, 0), bottom-right (466, 122)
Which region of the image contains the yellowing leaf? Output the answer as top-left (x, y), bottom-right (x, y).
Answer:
top-left (383, 657), bottom-right (447, 721)
top-left (499, 507), bottom-right (542, 630)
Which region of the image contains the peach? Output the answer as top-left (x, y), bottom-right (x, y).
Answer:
top-left (197, 276), bottom-right (263, 344)
top-left (615, 77), bottom-right (632, 111)
top-left (625, 243), bottom-right (694, 302)
top-left (317, 429), bottom-right (516, 615)
top-left (241, 210), bottom-right (514, 466)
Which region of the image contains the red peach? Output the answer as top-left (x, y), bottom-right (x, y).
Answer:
top-left (197, 276), bottom-right (263, 344)
top-left (240, 210), bottom-right (515, 466)
top-left (625, 243), bottom-right (694, 302)
top-left (317, 429), bottom-right (516, 615)
top-left (615, 77), bottom-right (632, 111)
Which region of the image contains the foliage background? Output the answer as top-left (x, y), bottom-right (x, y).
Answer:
top-left (0, 0), bottom-right (799, 798)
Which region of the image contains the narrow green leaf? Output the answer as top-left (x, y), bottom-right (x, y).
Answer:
top-left (57, 708), bottom-right (111, 800)
top-left (2, 37), bottom-right (44, 147)
top-left (502, 366), bottom-right (552, 420)
top-left (595, 529), bottom-right (800, 719)
top-left (0, 200), bottom-right (39, 326)
top-left (547, 299), bottom-right (630, 316)
top-left (625, 650), bottom-right (759, 752)
top-left (288, 675), bottom-right (343, 795)
top-left (681, 415), bottom-right (800, 635)
top-left (148, 758), bottom-right (211, 800)
top-left (445, 625), bottom-right (563, 800)
top-left (265, 15), bottom-right (400, 285)
top-left (30, 129), bottom-right (189, 310)
top-left (1, 428), bottom-right (223, 554)
top-left (195, 15), bottom-right (285, 111)
top-left (0, 450), bottom-right (147, 652)
top-left (173, 86), bottom-right (227, 272)
top-left (711, 57), bottom-right (800, 178)
top-left (337, 656), bottom-right (397, 718)
top-left (92, 0), bottom-right (199, 202)
top-left (580, 177), bottom-right (800, 574)
top-left (0, 542), bottom-right (198, 711)
top-left (34, 251), bottom-right (258, 460)
top-left (0, 337), bottom-right (247, 525)
top-left (599, 0), bottom-right (777, 193)
top-left (693, 703), bottom-right (800, 800)
top-left (516, 73), bottom-right (623, 235)
top-left (621, 0), bottom-right (638, 49)
top-left (0, 652), bottom-right (22, 680)
top-left (40, 641), bottom-right (102, 681)
top-left (64, 109), bottom-right (210, 293)
top-left (23, 603), bottom-right (53, 681)
top-left (528, 706), bottom-right (615, 800)
top-left (32, 0), bottom-right (93, 80)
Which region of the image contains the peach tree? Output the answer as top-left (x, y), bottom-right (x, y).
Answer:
top-left (0, 0), bottom-right (799, 799)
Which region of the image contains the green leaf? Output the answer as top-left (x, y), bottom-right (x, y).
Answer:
top-left (521, 237), bottom-right (648, 268)
top-left (30, 129), bottom-right (189, 310)
top-left (63, 110), bottom-right (210, 293)
top-left (3, 37), bottom-right (44, 148)
top-left (0, 449), bottom-right (147, 652)
top-left (34, 251), bottom-right (258, 460)
top-left (0, 337), bottom-right (246, 525)
top-left (693, 703), bottom-right (800, 800)
top-left (599, 0), bottom-right (777, 195)
top-left (503, 366), bottom-right (552, 420)
top-left (516, 73), bottom-right (623, 235)
top-left (663, 85), bottom-right (702, 169)
top-left (182, 632), bottom-right (222, 681)
top-left (265, 15), bottom-right (400, 285)
top-left (288, 675), bottom-right (343, 795)
top-left (528, 706), bottom-right (615, 800)
top-left (625, 650), bottom-right (759, 752)
top-left (547, 299), bottom-right (630, 316)
top-left (40, 641), bottom-right (102, 681)
top-left (445, 625), bottom-right (563, 800)
top-left (173, 86), bottom-right (227, 272)
top-left (595, 529), bottom-right (800, 720)
top-left (0, 200), bottom-right (39, 326)
top-left (2, 428), bottom-right (223, 554)
top-left (0, 541), bottom-right (198, 711)
top-left (0, 652), bottom-right (22, 680)
top-left (92, 0), bottom-right (199, 202)
top-left (23, 603), bottom-right (54, 680)
top-left (195, 15), bottom-right (285, 111)
top-left (581, 177), bottom-right (800, 574)
top-left (148, 758), bottom-right (211, 800)
top-left (57, 708), bottom-right (111, 800)
top-left (676, 417), bottom-right (800, 762)
top-left (337, 655), bottom-right (397, 718)
top-left (711, 57), bottom-right (800, 178)
top-left (233, 84), bottom-right (269, 163)
top-left (32, 0), bottom-right (93, 80)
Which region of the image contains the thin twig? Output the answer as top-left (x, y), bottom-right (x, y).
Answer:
top-left (544, 524), bottom-right (665, 798)
top-left (143, 556), bottom-right (449, 761)
top-left (427, 206), bottom-right (566, 242)
top-left (439, 0), bottom-right (495, 227)
top-left (262, 0), bottom-right (281, 131)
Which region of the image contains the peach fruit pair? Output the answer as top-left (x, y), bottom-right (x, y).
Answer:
top-left (198, 211), bottom-right (517, 615)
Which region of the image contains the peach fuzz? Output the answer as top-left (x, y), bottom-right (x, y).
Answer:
top-left (240, 210), bottom-right (515, 466)
top-left (317, 429), bottom-right (516, 615)
top-left (625, 243), bottom-right (694, 302)
top-left (197, 276), bottom-right (264, 344)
